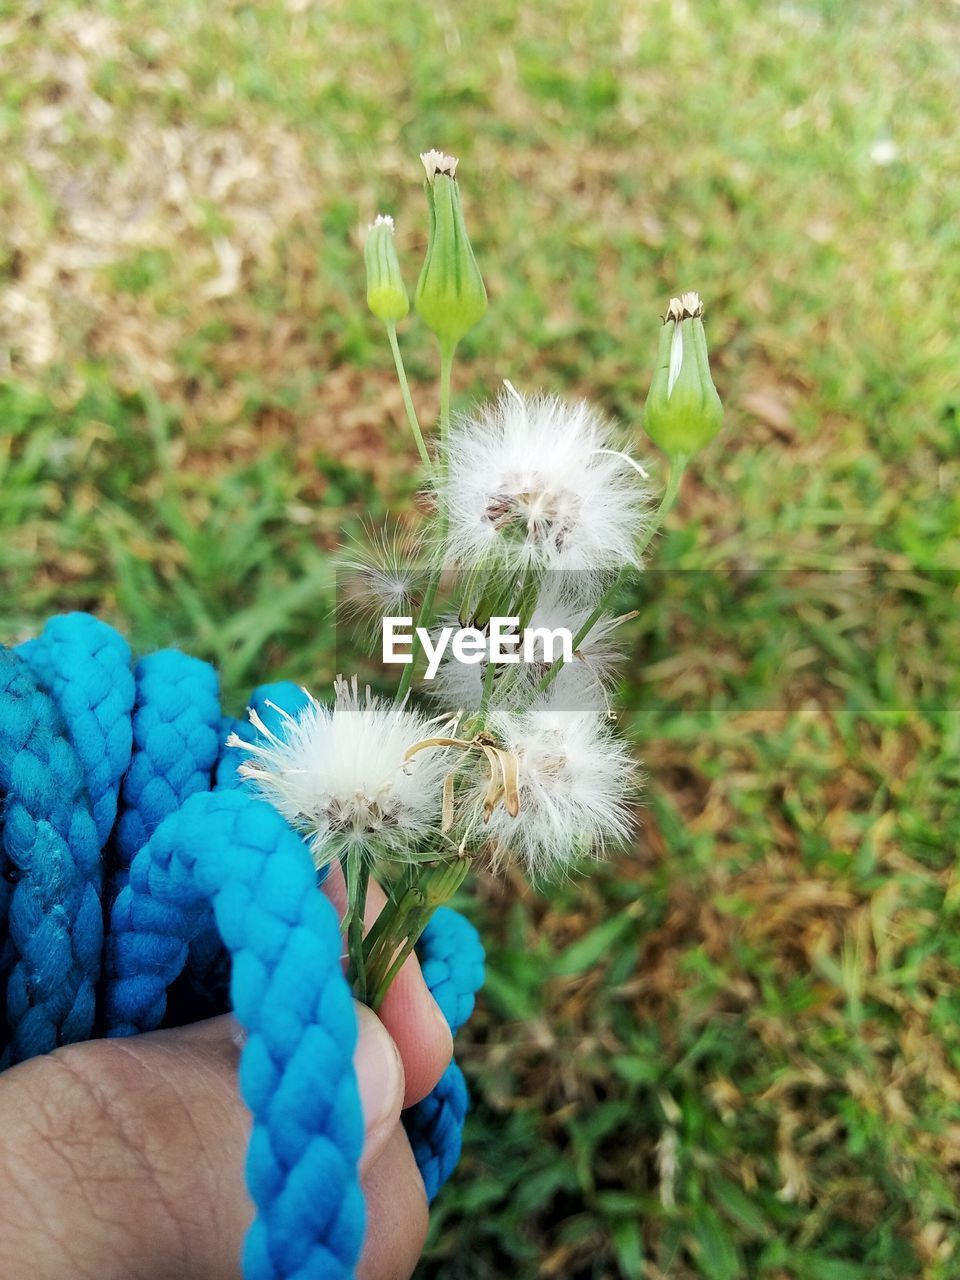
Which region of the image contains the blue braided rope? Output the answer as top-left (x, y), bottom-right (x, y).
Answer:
top-left (104, 789), bottom-right (365, 1278)
top-left (0, 648), bottom-right (103, 1065)
top-left (404, 907), bottom-right (485, 1201)
top-left (112, 649), bottom-right (223, 1016)
top-left (187, 682), bottom-right (313, 1012)
top-left (112, 648), bottom-right (221, 895)
top-left (0, 613), bottom-right (484, 1276)
top-left (228, 683), bottom-right (486, 1201)
top-left (17, 613), bottom-right (134, 846)
top-left (418, 906), bottom-right (485, 1037)
top-left (405, 1063), bottom-right (470, 1202)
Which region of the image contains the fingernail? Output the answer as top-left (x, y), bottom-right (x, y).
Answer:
top-left (354, 1004), bottom-right (404, 1137)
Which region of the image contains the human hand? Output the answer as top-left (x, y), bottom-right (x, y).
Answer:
top-left (0, 877), bottom-right (453, 1280)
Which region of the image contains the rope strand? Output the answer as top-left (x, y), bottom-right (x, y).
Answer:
top-left (0, 613), bottom-right (484, 1277)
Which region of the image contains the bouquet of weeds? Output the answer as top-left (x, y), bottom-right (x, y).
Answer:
top-left (228, 150), bottom-right (724, 1009)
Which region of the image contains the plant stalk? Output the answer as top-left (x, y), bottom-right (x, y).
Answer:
top-left (386, 322), bottom-right (431, 468)
top-left (395, 340), bottom-right (456, 702)
top-left (344, 847), bottom-right (370, 1004)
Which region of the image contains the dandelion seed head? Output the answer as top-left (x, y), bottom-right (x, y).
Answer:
top-left (430, 592), bottom-right (623, 715)
top-left (438, 391), bottom-right (652, 579)
top-left (461, 700), bottom-right (636, 879)
top-left (227, 676), bottom-right (452, 869)
top-left (338, 523), bottom-right (426, 630)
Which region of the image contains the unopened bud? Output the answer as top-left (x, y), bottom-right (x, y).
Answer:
top-left (415, 151), bottom-right (487, 352)
top-left (644, 292), bottom-right (723, 457)
top-left (364, 214), bottom-right (409, 325)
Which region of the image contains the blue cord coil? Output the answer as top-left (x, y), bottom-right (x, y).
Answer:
top-left (0, 613), bottom-right (484, 1279)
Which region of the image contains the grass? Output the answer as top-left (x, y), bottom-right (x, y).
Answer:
top-left (2, 1), bottom-right (959, 1276)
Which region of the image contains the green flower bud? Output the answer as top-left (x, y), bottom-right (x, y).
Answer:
top-left (414, 150), bottom-right (487, 352)
top-left (364, 214), bottom-right (409, 324)
top-left (643, 292), bottom-right (723, 458)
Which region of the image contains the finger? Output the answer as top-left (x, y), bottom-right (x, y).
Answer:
top-left (357, 1127), bottom-right (429, 1280)
top-left (323, 867), bottom-right (453, 1108)
top-left (377, 953), bottom-right (452, 1109)
top-left (354, 1003), bottom-right (405, 1173)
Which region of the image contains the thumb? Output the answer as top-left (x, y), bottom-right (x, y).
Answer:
top-left (0, 1012), bottom-right (409, 1280)
top-left (353, 1002), bottom-right (406, 1171)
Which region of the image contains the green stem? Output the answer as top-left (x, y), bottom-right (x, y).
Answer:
top-left (371, 929), bottom-right (427, 1012)
top-left (536, 456), bottom-right (688, 697)
top-left (439, 340), bottom-right (454, 450)
top-left (361, 879), bottom-right (407, 964)
top-left (635, 454), bottom-right (687, 560)
top-left (362, 868), bottom-right (417, 970)
top-left (367, 856), bottom-right (470, 1010)
top-left (344, 849), bottom-right (370, 1004)
top-left (395, 340), bottom-right (456, 703)
top-left (364, 887), bottom-right (424, 996)
top-left (477, 656), bottom-right (497, 722)
top-left (386, 322), bottom-right (430, 468)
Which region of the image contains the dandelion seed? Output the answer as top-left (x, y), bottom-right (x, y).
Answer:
top-left (459, 700), bottom-right (636, 878)
top-left (227, 676), bottom-right (453, 869)
top-left (666, 291), bottom-right (704, 323)
top-left (338, 523), bottom-right (426, 632)
top-left (438, 390), bottom-right (652, 580)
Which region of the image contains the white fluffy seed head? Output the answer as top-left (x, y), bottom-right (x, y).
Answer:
top-left (227, 676), bottom-right (452, 869)
top-left (437, 391), bottom-right (651, 580)
top-left (430, 648), bottom-right (609, 717)
top-left (338, 524), bottom-right (426, 634)
top-left (429, 595), bottom-right (623, 715)
top-left (460, 700), bottom-right (636, 879)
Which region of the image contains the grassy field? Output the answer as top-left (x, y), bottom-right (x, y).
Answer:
top-left (2, 1), bottom-right (960, 1276)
